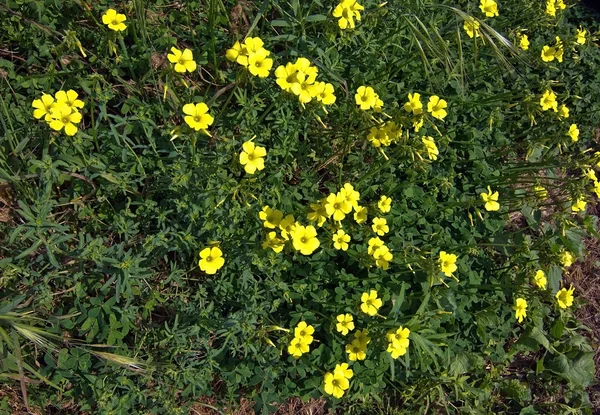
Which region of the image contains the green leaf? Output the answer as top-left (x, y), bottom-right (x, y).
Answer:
top-left (546, 352), bottom-right (595, 387)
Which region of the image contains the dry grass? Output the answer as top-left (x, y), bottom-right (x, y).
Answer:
top-left (190, 397), bottom-right (328, 415)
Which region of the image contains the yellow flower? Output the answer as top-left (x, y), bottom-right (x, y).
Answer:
top-left (355, 86), bottom-right (377, 110)
top-left (32, 94), bottom-right (57, 121)
top-left (248, 49), bottom-right (273, 78)
top-left (571, 198), bottom-right (586, 212)
top-left (340, 183), bottom-right (360, 209)
top-left (291, 71), bottom-right (319, 103)
top-left (314, 82), bottom-right (337, 105)
top-left (480, 186), bottom-right (500, 211)
top-left (554, 36), bottom-right (564, 62)
top-left (294, 321), bottom-right (315, 344)
top-left (558, 104), bottom-right (569, 119)
top-left (332, 0), bottom-right (364, 30)
top-left (593, 181), bottom-right (600, 198)
top-left (167, 47), bottom-right (197, 73)
top-left (513, 298), bottom-right (527, 323)
top-left (422, 136), bottom-right (439, 160)
top-left (236, 37), bottom-right (265, 66)
top-left (354, 206), bottom-right (368, 224)
top-left (49, 107), bottom-right (82, 136)
top-left (354, 329), bottom-right (371, 347)
top-left (239, 141), bottom-right (267, 174)
top-left (288, 337), bottom-right (309, 358)
top-left (336, 313), bottom-right (355, 335)
top-left (279, 215), bottom-right (296, 240)
top-left (262, 231), bottom-right (285, 253)
top-left (291, 225), bottom-right (320, 255)
top-left (259, 206), bottom-right (283, 228)
top-left (182, 102), bottom-right (214, 131)
top-left (373, 246), bottom-right (393, 270)
top-left (556, 0), bottom-right (566, 10)
top-left (413, 117), bottom-right (424, 132)
top-left (360, 290), bottom-right (382, 316)
top-left (367, 126), bottom-right (391, 148)
top-left (325, 192), bottom-right (352, 221)
top-left (533, 270), bottom-right (547, 290)
top-left (439, 251), bottom-right (458, 276)
top-left (463, 17), bottom-right (481, 39)
top-left (102, 9), bottom-right (127, 31)
top-left (332, 229), bottom-right (351, 251)
top-left (367, 237), bottom-right (384, 256)
top-left (198, 247), bottom-right (225, 274)
top-left (334, 363), bottom-right (353, 379)
top-left (371, 217), bottom-right (389, 236)
top-left (576, 28), bottom-right (587, 45)
top-left (556, 286), bottom-right (575, 309)
top-left (519, 34), bottom-right (530, 50)
top-left (307, 199), bottom-right (328, 227)
top-left (560, 250), bottom-right (574, 268)
top-left (403, 92), bottom-right (423, 115)
top-left (386, 326), bottom-right (410, 358)
top-left (55, 90), bottom-right (84, 112)
top-left (378, 195), bottom-right (392, 213)
top-left (533, 185), bottom-right (548, 199)
top-left (479, 0), bottom-right (499, 17)
top-left (225, 41), bottom-right (246, 63)
top-left (568, 124), bottom-right (579, 142)
top-left (546, 0), bottom-right (556, 16)
top-left (585, 169), bottom-right (597, 182)
top-left (541, 45), bottom-right (557, 62)
top-left (345, 339), bottom-right (367, 361)
top-left (323, 371), bottom-right (349, 398)
top-left (275, 62), bottom-right (302, 92)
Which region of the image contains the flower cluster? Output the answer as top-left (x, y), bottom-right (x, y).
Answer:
top-left (260, 206), bottom-right (321, 255)
top-left (514, 284), bottom-right (575, 324)
top-left (275, 57), bottom-right (336, 105)
top-left (386, 326), bottom-right (410, 359)
top-left (404, 93), bottom-right (448, 121)
top-left (323, 363), bottom-right (353, 398)
top-left (366, 122), bottom-right (401, 148)
top-left (226, 37), bottom-right (273, 78)
top-left (287, 321), bottom-right (314, 358)
top-left (367, 237), bottom-right (393, 270)
top-left (332, 0), bottom-right (364, 30)
top-left (32, 90), bottom-right (85, 136)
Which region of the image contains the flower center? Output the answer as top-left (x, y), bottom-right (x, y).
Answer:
top-left (332, 379), bottom-right (340, 387)
top-left (179, 58), bottom-right (186, 64)
top-left (206, 256), bottom-right (213, 262)
top-left (300, 237), bottom-right (307, 244)
top-left (194, 116), bottom-right (200, 122)
top-left (62, 117), bottom-right (69, 124)
top-left (111, 19), bottom-right (119, 25)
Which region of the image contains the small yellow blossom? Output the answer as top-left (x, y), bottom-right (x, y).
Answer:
top-left (386, 326), bottom-right (410, 359)
top-left (332, 0), bottom-right (364, 30)
top-left (519, 34), bottom-right (530, 50)
top-left (291, 225), bottom-right (320, 255)
top-left (262, 231), bottom-right (285, 253)
top-left (404, 92), bottom-right (423, 115)
top-left (325, 192), bottom-right (352, 221)
top-left (422, 136), bottom-right (439, 160)
top-left (479, 0), bottom-right (499, 17)
top-left (274, 62), bottom-right (302, 92)
top-left (427, 96), bottom-right (448, 120)
top-left (571, 198), bottom-right (587, 212)
top-left (336, 314), bottom-right (355, 335)
top-left (367, 237), bottom-right (385, 256)
top-left (560, 250), bottom-right (574, 268)
top-left (334, 363), bottom-right (353, 379)
top-left (354, 206), bottom-right (368, 224)
top-left (49, 107), bottom-right (82, 136)
top-left (247, 48), bottom-right (273, 78)
top-left (480, 186), bottom-right (500, 211)
top-left (533, 185), bottom-right (548, 199)
top-left (55, 90), bottom-right (84, 112)
top-left (533, 270), bottom-right (547, 290)
top-left (239, 141), bottom-right (267, 174)
top-left (102, 9), bottom-right (127, 31)
top-left (279, 215), bottom-right (296, 240)
top-left (307, 199), bottom-right (328, 227)
top-left (513, 298), bottom-right (528, 323)
top-left (439, 251), bottom-right (458, 276)
top-left (332, 229), bottom-right (351, 251)
top-left (371, 217), bottom-right (389, 236)
top-left (354, 329), bottom-right (371, 346)
top-left (360, 290), bottom-right (382, 316)
top-left (556, 286), bottom-right (575, 309)
top-left (355, 86), bottom-right (378, 110)
top-left (576, 28), bottom-right (587, 45)
top-left (568, 124), bottom-right (579, 142)
top-left (463, 17), bottom-right (481, 39)
top-left (198, 247), bottom-right (225, 274)
top-left (341, 183), bottom-right (360, 210)
top-left (32, 94), bottom-right (57, 122)
top-left (259, 206), bottom-right (283, 228)
top-left (288, 337), bottom-right (309, 358)
top-left (378, 195), bottom-right (392, 213)
top-left (315, 82), bottom-right (337, 105)
top-left (294, 321), bottom-right (315, 344)
top-left (182, 102), bottom-right (214, 131)
top-left (558, 104), bottom-right (569, 119)
top-left (323, 371), bottom-right (349, 398)
top-left (373, 245), bottom-right (393, 270)
top-left (167, 47), bottom-right (197, 73)
top-left (346, 339), bottom-right (367, 361)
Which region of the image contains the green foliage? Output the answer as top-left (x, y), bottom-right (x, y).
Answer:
top-left (1, 0), bottom-right (599, 413)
